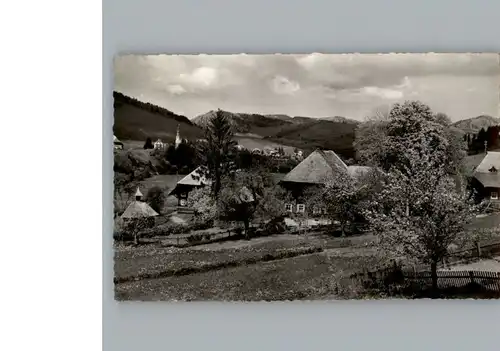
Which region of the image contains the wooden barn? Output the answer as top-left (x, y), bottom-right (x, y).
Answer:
top-left (168, 166), bottom-right (211, 208)
top-left (279, 149), bottom-right (372, 215)
top-left (471, 151), bottom-right (500, 210)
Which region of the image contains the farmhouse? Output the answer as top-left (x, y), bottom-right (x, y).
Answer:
top-left (121, 187), bottom-right (159, 226)
top-left (113, 135), bottom-right (124, 150)
top-left (471, 151), bottom-right (500, 208)
top-left (280, 149), bottom-right (372, 214)
top-left (168, 166), bottom-right (211, 207)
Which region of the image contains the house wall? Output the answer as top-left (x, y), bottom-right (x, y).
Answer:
top-left (279, 181), bottom-right (327, 217)
top-left (470, 178), bottom-right (500, 203)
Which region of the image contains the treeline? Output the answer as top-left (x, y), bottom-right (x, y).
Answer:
top-left (464, 125), bottom-right (500, 154)
top-left (147, 140), bottom-right (301, 176)
top-left (113, 91), bottom-right (195, 126)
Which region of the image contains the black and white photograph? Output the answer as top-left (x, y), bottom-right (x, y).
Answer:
top-left (113, 53), bottom-right (500, 301)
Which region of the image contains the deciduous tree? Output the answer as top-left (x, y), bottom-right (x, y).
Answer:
top-left (145, 186), bottom-right (167, 214)
top-left (364, 142), bottom-right (478, 292)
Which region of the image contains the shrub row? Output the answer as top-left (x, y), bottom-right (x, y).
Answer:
top-left (114, 246), bottom-right (323, 284)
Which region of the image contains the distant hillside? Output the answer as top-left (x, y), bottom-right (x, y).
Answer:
top-left (267, 119), bottom-right (357, 160)
top-left (292, 116), bottom-right (315, 124)
top-left (192, 110), bottom-right (295, 137)
top-left (113, 91), bottom-right (204, 142)
top-left (265, 114), bottom-right (294, 122)
top-left (193, 109), bottom-right (358, 159)
top-left (452, 115), bottom-right (500, 134)
top-left (319, 116), bottom-right (361, 124)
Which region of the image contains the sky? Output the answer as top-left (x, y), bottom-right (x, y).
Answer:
top-left (114, 53), bottom-right (500, 122)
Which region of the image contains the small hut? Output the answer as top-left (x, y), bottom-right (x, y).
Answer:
top-left (121, 187), bottom-right (159, 227)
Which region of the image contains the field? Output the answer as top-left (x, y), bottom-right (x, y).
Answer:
top-left (114, 212), bottom-right (500, 301)
top-left (114, 233), bottom-right (385, 301)
top-left (440, 257), bottom-right (500, 272)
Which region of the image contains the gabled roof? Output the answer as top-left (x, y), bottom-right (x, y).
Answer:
top-left (474, 173), bottom-right (500, 188)
top-left (473, 151), bottom-right (500, 188)
top-left (177, 166), bottom-right (211, 187)
top-left (168, 166), bottom-right (212, 196)
top-left (121, 201), bottom-right (159, 219)
top-left (475, 151), bottom-right (500, 173)
top-left (281, 149), bottom-right (348, 184)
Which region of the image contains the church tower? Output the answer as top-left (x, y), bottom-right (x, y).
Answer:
top-left (175, 124), bottom-right (181, 149)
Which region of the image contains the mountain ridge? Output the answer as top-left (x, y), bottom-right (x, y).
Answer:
top-left (452, 115), bottom-right (500, 134)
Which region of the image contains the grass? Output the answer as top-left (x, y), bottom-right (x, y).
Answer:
top-left (114, 233), bottom-right (386, 301)
top-left (441, 256), bottom-right (500, 272)
top-left (113, 212), bottom-right (498, 301)
top-left (115, 249), bottom-right (386, 301)
top-left (114, 236), bottom-right (320, 281)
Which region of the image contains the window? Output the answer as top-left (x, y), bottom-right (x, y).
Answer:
top-left (491, 192), bottom-right (498, 200)
top-left (285, 204), bottom-right (293, 212)
top-left (297, 204), bottom-right (305, 213)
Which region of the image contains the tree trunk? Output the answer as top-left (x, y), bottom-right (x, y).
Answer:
top-left (340, 221), bottom-right (346, 237)
top-left (243, 219), bottom-right (250, 240)
top-left (133, 232), bottom-right (139, 246)
top-left (430, 260), bottom-right (438, 294)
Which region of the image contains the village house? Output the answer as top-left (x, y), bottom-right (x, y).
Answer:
top-left (121, 187), bottom-right (159, 227)
top-left (153, 138), bottom-right (166, 150)
top-left (113, 135), bottom-right (124, 150)
top-left (168, 166), bottom-right (211, 208)
top-left (279, 149), bottom-right (372, 216)
top-left (471, 151), bottom-right (500, 210)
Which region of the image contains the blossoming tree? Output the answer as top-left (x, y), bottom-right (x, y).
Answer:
top-left (365, 142), bottom-right (478, 291)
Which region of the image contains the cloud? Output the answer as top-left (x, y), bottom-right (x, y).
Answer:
top-left (114, 53), bottom-right (500, 121)
top-left (270, 76), bottom-right (300, 95)
top-left (166, 84), bottom-right (186, 95)
top-left (179, 67), bottom-right (219, 88)
top-left (361, 87), bottom-right (404, 100)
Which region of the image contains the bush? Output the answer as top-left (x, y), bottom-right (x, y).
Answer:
top-left (186, 234), bottom-right (203, 243)
top-left (145, 186), bottom-right (167, 214)
top-left (190, 220), bottom-right (214, 231)
top-left (140, 222), bottom-right (190, 237)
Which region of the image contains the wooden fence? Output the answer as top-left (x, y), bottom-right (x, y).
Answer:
top-left (351, 264), bottom-right (500, 294)
top-left (403, 270), bottom-right (500, 291)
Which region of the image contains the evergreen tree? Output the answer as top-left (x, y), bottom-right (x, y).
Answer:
top-left (197, 109), bottom-right (237, 198)
top-left (143, 137), bottom-right (153, 149)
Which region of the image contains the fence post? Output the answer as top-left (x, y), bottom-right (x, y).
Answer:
top-left (476, 242), bottom-right (481, 258)
top-left (469, 271), bottom-right (475, 285)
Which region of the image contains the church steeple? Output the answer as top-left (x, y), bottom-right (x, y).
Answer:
top-left (175, 124), bottom-right (181, 149)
